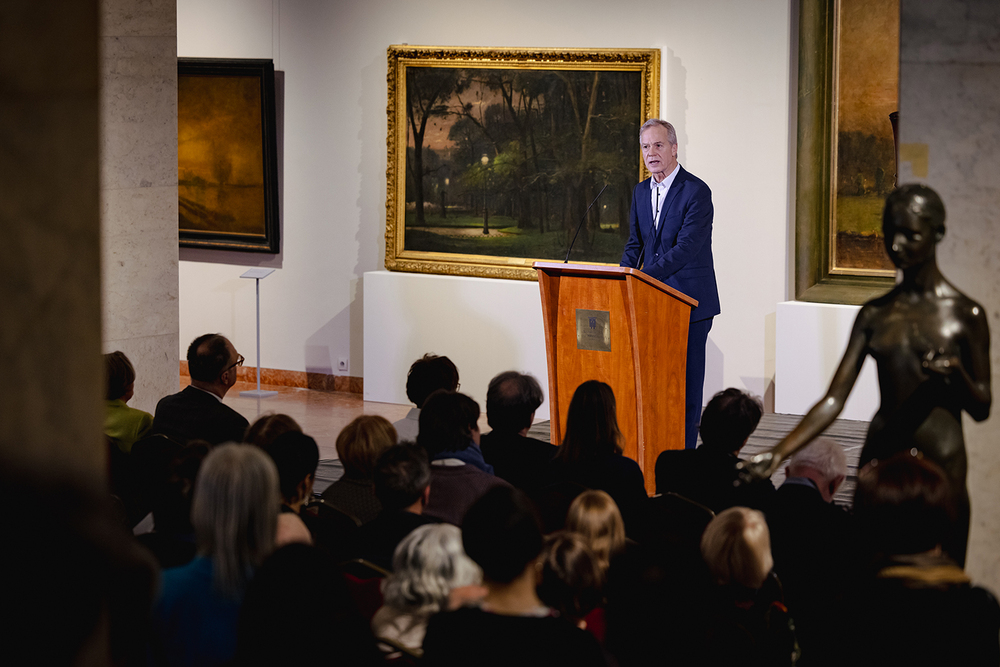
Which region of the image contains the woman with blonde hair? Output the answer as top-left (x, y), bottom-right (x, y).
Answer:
top-left (151, 443), bottom-right (280, 666)
top-left (700, 506), bottom-right (799, 666)
top-left (565, 490), bottom-right (626, 574)
top-left (321, 415), bottom-right (397, 524)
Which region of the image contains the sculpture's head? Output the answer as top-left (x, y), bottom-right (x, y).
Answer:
top-left (882, 184), bottom-right (946, 269)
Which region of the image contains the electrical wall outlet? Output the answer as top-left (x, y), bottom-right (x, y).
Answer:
top-left (337, 357), bottom-right (348, 372)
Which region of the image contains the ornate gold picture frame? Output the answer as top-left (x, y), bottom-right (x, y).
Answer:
top-left (385, 45), bottom-right (659, 281)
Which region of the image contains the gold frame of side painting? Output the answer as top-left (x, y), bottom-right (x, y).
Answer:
top-left (385, 45), bottom-right (659, 281)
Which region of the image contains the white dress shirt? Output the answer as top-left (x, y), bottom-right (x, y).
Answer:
top-left (650, 162), bottom-right (680, 229)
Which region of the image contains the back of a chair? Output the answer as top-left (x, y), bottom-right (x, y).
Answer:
top-left (302, 499), bottom-right (361, 562)
top-left (636, 492), bottom-right (714, 556)
top-left (531, 480), bottom-right (590, 533)
top-left (122, 434), bottom-right (183, 526)
top-left (339, 558), bottom-right (386, 623)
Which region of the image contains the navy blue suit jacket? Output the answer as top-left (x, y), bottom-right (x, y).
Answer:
top-left (620, 166), bottom-right (720, 322)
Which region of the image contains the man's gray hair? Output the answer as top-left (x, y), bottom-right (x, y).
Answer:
top-left (639, 118), bottom-right (677, 145)
top-left (788, 437), bottom-right (847, 483)
top-left (192, 443), bottom-right (279, 598)
top-left (382, 524), bottom-right (482, 613)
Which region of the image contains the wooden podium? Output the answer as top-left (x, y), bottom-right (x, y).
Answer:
top-left (534, 262), bottom-right (698, 494)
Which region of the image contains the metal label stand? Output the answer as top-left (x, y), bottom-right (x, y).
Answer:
top-left (239, 268), bottom-right (278, 398)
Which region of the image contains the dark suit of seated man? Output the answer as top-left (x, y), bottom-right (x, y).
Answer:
top-left (765, 436), bottom-right (851, 667)
top-left (355, 442), bottom-right (439, 572)
top-left (152, 333), bottom-right (249, 446)
top-left (655, 388), bottom-right (772, 513)
top-left (480, 371), bottom-right (556, 491)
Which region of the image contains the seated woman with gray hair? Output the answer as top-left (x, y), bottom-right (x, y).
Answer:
top-left (150, 444), bottom-right (280, 667)
top-left (371, 523), bottom-right (483, 655)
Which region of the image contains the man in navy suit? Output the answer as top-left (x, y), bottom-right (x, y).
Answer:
top-left (620, 119), bottom-right (720, 449)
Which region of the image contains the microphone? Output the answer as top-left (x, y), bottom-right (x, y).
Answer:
top-left (564, 183), bottom-right (610, 263)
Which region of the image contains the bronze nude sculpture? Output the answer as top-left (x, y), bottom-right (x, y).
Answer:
top-left (742, 184), bottom-right (991, 563)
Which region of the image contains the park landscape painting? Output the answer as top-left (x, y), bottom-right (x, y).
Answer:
top-left (831, 0), bottom-right (899, 274)
top-left (385, 46), bottom-right (659, 280)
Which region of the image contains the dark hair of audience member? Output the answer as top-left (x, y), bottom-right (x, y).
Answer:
top-left (486, 371), bottom-right (544, 434)
top-left (373, 442), bottom-right (431, 511)
top-left (154, 440), bottom-right (210, 535)
top-left (245, 413), bottom-right (301, 448)
top-left (104, 350), bottom-right (137, 400)
top-left (462, 486), bottom-right (544, 584)
top-left (555, 380), bottom-right (623, 463)
top-left (537, 531), bottom-right (604, 624)
top-left (417, 390), bottom-right (480, 457)
top-left (0, 456), bottom-right (157, 666)
top-left (263, 431), bottom-right (320, 505)
top-left (187, 333), bottom-right (230, 381)
top-left (192, 444), bottom-right (280, 598)
top-left (565, 489), bottom-right (626, 574)
top-left (854, 451), bottom-right (956, 557)
top-left (235, 544), bottom-right (381, 666)
top-left (698, 388), bottom-right (763, 454)
top-left (700, 506), bottom-right (773, 589)
top-left (335, 415), bottom-right (397, 479)
top-left (405, 353), bottom-right (460, 408)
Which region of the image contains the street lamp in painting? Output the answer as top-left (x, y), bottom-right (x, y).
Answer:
top-left (480, 153), bottom-right (490, 235)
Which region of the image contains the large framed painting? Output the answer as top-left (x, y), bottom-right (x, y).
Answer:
top-left (795, 0), bottom-right (899, 303)
top-left (385, 45), bottom-right (660, 280)
top-left (177, 58), bottom-right (280, 253)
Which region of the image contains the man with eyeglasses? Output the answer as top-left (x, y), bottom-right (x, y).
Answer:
top-left (151, 333), bottom-right (250, 445)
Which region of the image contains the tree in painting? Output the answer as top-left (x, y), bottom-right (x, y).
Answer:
top-left (403, 66), bottom-right (641, 264)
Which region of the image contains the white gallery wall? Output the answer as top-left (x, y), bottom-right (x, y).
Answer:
top-left (176, 0), bottom-right (794, 406)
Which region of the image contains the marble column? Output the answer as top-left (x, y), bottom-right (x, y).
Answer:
top-left (99, 0), bottom-right (179, 416)
top-left (899, 0), bottom-right (1000, 591)
top-left (0, 1), bottom-right (104, 472)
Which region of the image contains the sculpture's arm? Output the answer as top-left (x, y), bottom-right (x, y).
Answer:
top-left (924, 304), bottom-right (991, 421)
top-left (741, 306), bottom-right (872, 480)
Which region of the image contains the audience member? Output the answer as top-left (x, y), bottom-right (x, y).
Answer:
top-left (234, 543), bottom-right (381, 667)
top-left (700, 506), bottom-right (799, 667)
top-left (263, 431), bottom-right (318, 547)
top-left (536, 531), bottom-right (604, 628)
top-left (422, 486), bottom-right (605, 666)
top-left (152, 334), bottom-right (249, 446)
top-left (244, 413), bottom-right (301, 449)
top-left (321, 415), bottom-right (397, 524)
top-left (480, 371), bottom-right (555, 489)
top-left (655, 388), bottom-right (772, 512)
top-left (136, 440), bottom-right (210, 568)
top-left (541, 381), bottom-right (647, 532)
top-left (0, 456), bottom-right (157, 666)
top-left (104, 350), bottom-right (153, 453)
top-left (392, 353), bottom-right (460, 442)
top-left (372, 524), bottom-right (482, 656)
top-left (842, 453), bottom-right (1000, 666)
top-left (417, 391), bottom-right (510, 526)
top-left (150, 444), bottom-right (279, 667)
top-left (566, 490), bottom-right (626, 576)
top-left (356, 442), bottom-right (439, 571)
top-left (765, 436), bottom-right (851, 666)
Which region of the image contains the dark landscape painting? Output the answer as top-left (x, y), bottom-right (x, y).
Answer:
top-left (401, 61), bottom-right (648, 268)
top-left (832, 0), bottom-right (899, 273)
top-left (177, 59), bottom-right (279, 253)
